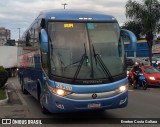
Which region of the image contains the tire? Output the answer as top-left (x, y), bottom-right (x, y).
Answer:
top-left (39, 91), bottom-right (50, 114)
top-left (18, 72), bottom-right (22, 84)
top-left (133, 80), bottom-right (137, 89)
top-left (40, 103), bottom-right (50, 114)
top-left (142, 81), bottom-right (147, 90)
top-left (19, 76), bottom-right (21, 84)
top-left (21, 80), bottom-right (28, 94)
top-left (128, 78), bottom-right (133, 86)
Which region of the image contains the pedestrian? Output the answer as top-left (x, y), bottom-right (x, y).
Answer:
top-left (157, 63), bottom-right (160, 70)
top-left (153, 60), bottom-right (158, 68)
top-left (132, 62), bottom-right (142, 88)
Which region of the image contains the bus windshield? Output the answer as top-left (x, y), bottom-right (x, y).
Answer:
top-left (48, 22), bottom-right (125, 80)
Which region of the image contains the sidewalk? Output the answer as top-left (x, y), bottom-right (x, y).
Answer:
top-left (0, 78), bottom-right (31, 118)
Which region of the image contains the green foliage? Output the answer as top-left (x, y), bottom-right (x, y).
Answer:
top-left (126, 0), bottom-right (160, 34)
top-left (0, 88), bottom-right (6, 100)
top-left (0, 66), bottom-right (8, 88)
top-left (125, 0), bottom-right (160, 65)
top-left (0, 66), bottom-right (6, 72)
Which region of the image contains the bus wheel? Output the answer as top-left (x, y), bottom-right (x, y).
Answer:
top-left (21, 80), bottom-right (28, 94)
top-left (19, 77), bottom-right (22, 84)
top-left (39, 93), bottom-right (50, 114)
top-left (41, 104), bottom-right (49, 114)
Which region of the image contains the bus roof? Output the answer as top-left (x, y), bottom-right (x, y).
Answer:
top-left (38, 9), bottom-right (117, 22)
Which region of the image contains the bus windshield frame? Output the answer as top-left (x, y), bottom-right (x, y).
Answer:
top-left (47, 21), bottom-right (125, 84)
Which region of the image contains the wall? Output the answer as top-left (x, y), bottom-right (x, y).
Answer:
top-left (124, 40), bottom-right (149, 57)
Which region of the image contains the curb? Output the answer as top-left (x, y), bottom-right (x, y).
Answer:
top-left (11, 82), bottom-right (27, 106)
top-left (0, 83), bottom-right (9, 105)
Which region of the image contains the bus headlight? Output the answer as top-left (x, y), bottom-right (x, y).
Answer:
top-left (47, 84), bottom-right (71, 96)
top-left (53, 88), bottom-right (71, 96)
top-left (116, 85), bottom-right (128, 93)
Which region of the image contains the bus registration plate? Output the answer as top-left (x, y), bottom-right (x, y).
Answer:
top-left (88, 103), bottom-right (101, 108)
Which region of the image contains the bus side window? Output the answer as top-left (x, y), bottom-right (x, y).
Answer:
top-left (26, 32), bottom-right (31, 46)
top-left (41, 18), bottom-right (46, 29)
top-left (41, 52), bottom-right (48, 74)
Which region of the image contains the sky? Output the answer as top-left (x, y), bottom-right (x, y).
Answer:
top-left (0, 0), bottom-right (129, 40)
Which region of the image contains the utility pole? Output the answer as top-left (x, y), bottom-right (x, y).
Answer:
top-left (17, 28), bottom-right (21, 46)
top-left (61, 3), bottom-right (68, 9)
top-left (18, 28), bottom-right (21, 39)
top-left (5, 29), bottom-right (8, 41)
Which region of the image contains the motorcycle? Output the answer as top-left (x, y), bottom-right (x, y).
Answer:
top-left (129, 71), bottom-right (147, 90)
top-left (133, 72), bottom-right (147, 90)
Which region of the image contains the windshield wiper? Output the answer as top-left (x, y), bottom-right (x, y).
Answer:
top-left (71, 43), bottom-right (88, 83)
top-left (92, 44), bottom-right (114, 82)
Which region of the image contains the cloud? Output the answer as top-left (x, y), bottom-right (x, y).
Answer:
top-left (0, 0), bottom-right (128, 40)
top-left (0, 14), bottom-right (6, 18)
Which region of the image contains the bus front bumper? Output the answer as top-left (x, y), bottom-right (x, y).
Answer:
top-left (44, 91), bottom-right (128, 113)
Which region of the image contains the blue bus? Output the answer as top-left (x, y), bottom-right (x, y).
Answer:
top-left (18, 9), bottom-right (137, 114)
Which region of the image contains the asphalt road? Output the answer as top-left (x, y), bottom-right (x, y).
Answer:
top-left (6, 77), bottom-right (160, 127)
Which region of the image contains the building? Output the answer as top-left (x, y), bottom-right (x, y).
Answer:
top-left (124, 40), bottom-right (149, 57)
top-left (0, 27), bottom-right (11, 45)
top-left (152, 43), bottom-right (160, 57)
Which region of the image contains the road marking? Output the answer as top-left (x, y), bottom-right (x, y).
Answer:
top-left (128, 90), bottom-right (134, 91)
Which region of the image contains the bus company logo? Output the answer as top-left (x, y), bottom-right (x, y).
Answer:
top-left (92, 93), bottom-right (97, 99)
top-left (2, 119), bottom-right (11, 124)
top-left (83, 80), bottom-right (102, 84)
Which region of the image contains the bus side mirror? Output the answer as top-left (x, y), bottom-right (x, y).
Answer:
top-left (120, 29), bottom-right (137, 51)
top-left (40, 29), bottom-right (48, 52)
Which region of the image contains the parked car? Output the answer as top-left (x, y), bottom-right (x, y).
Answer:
top-left (128, 65), bottom-right (160, 86)
top-left (143, 57), bottom-right (160, 64)
top-left (126, 58), bottom-right (134, 67)
top-left (152, 57), bottom-right (160, 64)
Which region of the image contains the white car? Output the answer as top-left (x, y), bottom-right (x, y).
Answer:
top-left (141, 57), bottom-right (160, 65)
top-left (152, 57), bottom-right (160, 64)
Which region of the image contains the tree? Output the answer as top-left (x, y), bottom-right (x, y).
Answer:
top-left (121, 20), bottom-right (142, 40)
top-left (0, 66), bottom-right (8, 88)
top-left (125, 0), bottom-right (160, 65)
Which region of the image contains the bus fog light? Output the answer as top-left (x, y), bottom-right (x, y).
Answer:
top-left (116, 85), bottom-right (127, 93)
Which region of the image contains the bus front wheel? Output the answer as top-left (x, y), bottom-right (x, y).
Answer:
top-left (21, 80), bottom-right (28, 94)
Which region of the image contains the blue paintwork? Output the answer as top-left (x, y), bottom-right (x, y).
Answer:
top-left (46, 92), bottom-right (128, 113)
top-left (42, 78), bottom-right (128, 113)
top-left (40, 29), bottom-right (48, 52)
top-left (121, 29), bottom-right (137, 51)
top-left (23, 67), bottom-right (43, 99)
top-left (48, 78), bottom-right (128, 93)
top-left (39, 9), bottom-right (117, 22)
